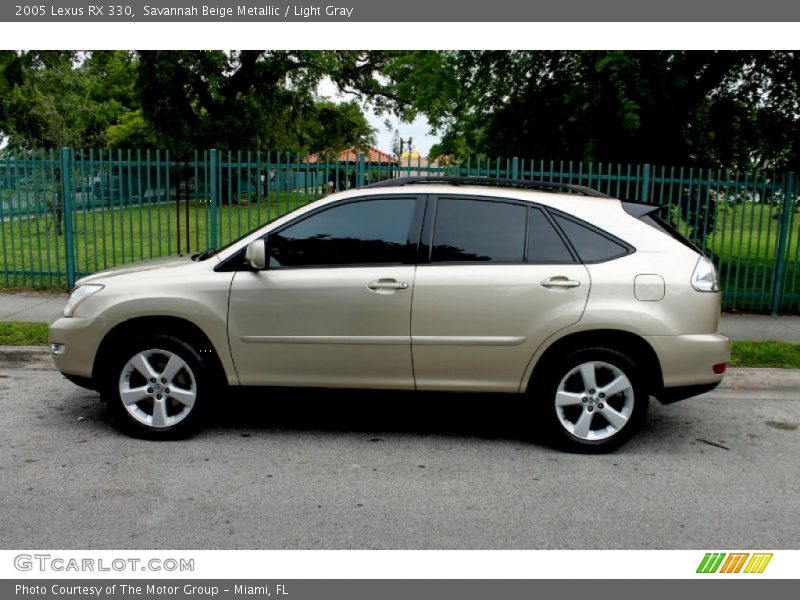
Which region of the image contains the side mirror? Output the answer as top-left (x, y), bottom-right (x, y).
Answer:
top-left (244, 239), bottom-right (267, 270)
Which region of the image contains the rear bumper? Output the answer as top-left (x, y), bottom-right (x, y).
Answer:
top-left (644, 332), bottom-right (731, 389)
top-left (655, 381), bottom-right (721, 404)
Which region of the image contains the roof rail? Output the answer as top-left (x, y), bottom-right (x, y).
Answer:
top-left (364, 176), bottom-right (611, 198)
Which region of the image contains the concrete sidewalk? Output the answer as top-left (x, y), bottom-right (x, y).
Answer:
top-left (0, 292), bottom-right (67, 325)
top-left (0, 291), bottom-right (799, 342)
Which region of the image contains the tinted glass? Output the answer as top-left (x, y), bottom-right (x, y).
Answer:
top-left (639, 214), bottom-right (700, 252)
top-left (527, 208), bottom-right (574, 263)
top-left (432, 198), bottom-right (526, 263)
top-left (553, 214), bottom-right (629, 262)
top-left (268, 198), bottom-right (416, 267)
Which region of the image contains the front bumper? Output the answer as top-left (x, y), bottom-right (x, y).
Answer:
top-left (48, 316), bottom-right (119, 380)
top-left (644, 332), bottom-right (731, 389)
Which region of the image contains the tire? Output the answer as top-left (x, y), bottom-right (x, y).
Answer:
top-left (101, 333), bottom-right (214, 440)
top-left (535, 347), bottom-right (648, 453)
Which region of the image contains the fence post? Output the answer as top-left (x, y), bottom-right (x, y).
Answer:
top-left (640, 163), bottom-right (651, 203)
top-left (59, 148), bottom-right (76, 288)
top-left (209, 149), bottom-right (218, 250)
top-left (771, 171), bottom-right (795, 314)
top-left (512, 157), bottom-right (519, 180)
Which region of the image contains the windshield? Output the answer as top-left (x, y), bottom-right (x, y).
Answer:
top-left (191, 219), bottom-right (273, 261)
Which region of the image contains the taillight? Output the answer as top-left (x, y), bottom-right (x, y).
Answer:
top-left (692, 257), bottom-right (719, 292)
top-left (713, 363), bottom-right (727, 375)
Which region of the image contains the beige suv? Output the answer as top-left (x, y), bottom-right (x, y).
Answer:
top-left (49, 177), bottom-right (730, 451)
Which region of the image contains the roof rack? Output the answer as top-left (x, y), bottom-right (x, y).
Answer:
top-left (364, 176), bottom-right (611, 198)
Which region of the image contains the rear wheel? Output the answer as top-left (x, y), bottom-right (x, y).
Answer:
top-left (536, 347), bottom-right (648, 452)
top-left (102, 334), bottom-right (213, 439)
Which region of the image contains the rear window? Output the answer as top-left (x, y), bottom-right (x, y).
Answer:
top-left (432, 198), bottom-right (527, 263)
top-left (552, 214), bottom-right (631, 263)
top-left (640, 214), bottom-right (701, 253)
top-left (622, 201), bottom-right (700, 252)
top-left (527, 207), bottom-right (574, 263)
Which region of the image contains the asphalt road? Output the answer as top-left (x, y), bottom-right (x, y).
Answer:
top-left (1, 367), bottom-right (798, 550)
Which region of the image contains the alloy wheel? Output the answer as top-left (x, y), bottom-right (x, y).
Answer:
top-left (118, 348), bottom-right (197, 429)
top-left (554, 360), bottom-right (634, 441)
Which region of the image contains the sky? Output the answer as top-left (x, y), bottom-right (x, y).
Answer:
top-left (316, 77), bottom-right (440, 156)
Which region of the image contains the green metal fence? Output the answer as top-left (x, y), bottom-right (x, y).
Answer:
top-left (1, 148), bottom-right (798, 313)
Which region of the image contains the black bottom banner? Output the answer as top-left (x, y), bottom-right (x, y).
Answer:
top-left (2, 580), bottom-right (793, 600)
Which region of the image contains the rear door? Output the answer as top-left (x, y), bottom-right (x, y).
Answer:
top-left (411, 195), bottom-right (591, 392)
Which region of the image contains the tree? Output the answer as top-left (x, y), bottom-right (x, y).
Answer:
top-left (1, 50), bottom-right (385, 153)
top-left (0, 51), bottom-right (140, 149)
top-left (374, 51), bottom-right (800, 172)
top-left (135, 51), bottom-right (387, 155)
top-left (391, 129), bottom-right (401, 157)
top-left (105, 109), bottom-right (160, 149)
top-left (133, 51), bottom-right (384, 205)
top-left (295, 100), bottom-right (375, 153)
top-left (0, 51), bottom-right (25, 143)
top-left (0, 52), bottom-right (145, 235)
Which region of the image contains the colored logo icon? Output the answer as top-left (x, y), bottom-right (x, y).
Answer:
top-left (697, 552), bottom-right (773, 574)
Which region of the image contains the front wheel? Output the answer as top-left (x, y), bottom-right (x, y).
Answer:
top-left (102, 334), bottom-right (212, 439)
top-left (536, 347), bottom-right (648, 453)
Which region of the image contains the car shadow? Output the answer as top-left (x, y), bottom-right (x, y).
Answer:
top-left (61, 382), bottom-right (674, 451)
top-left (209, 387), bottom-right (540, 443)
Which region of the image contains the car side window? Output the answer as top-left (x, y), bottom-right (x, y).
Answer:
top-left (431, 198), bottom-right (526, 263)
top-left (527, 207), bottom-right (575, 263)
top-left (552, 213), bottom-right (630, 263)
top-left (267, 198), bottom-right (417, 267)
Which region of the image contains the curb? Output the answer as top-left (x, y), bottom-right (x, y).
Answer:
top-left (1, 346), bottom-right (799, 390)
top-left (0, 346), bottom-right (54, 370)
top-left (718, 367), bottom-right (800, 391)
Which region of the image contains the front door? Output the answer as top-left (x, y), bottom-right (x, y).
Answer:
top-left (228, 195), bottom-right (422, 389)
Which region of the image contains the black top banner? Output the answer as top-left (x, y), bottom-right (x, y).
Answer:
top-left (3, 0), bottom-right (800, 22)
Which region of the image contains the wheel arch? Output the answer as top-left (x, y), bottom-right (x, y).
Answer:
top-left (523, 329), bottom-right (663, 395)
top-left (92, 316), bottom-right (230, 386)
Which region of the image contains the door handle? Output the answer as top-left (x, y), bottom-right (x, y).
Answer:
top-left (368, 279), bottom-right (409, 291)
top-left (541, 276), bottom-right (581, 289)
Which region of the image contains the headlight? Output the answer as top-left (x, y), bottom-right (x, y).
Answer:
top-left (691, 257), bottom-right (719, 292)
top-left (63, 284), bottom-right (104, 317)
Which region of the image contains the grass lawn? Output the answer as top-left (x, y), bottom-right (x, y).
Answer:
top-left (729, 340), bottom-right (800, 369)
top-left (705, 203), bottom-right (800, 312)
top-left (0, 321), bottom-right (49, 346)
top-left (1, 320), bottom-right (798, 371)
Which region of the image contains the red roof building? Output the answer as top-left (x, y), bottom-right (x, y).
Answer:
top-left (304, 146), bottom-right (398, 164)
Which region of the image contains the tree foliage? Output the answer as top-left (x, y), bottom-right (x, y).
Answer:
top-left (134, 50), bottom-right (381, 155)
top-left (0, 51), bottom-right (139, 148)
top-left (1, 50), bottom-right (798, 174)
top-left (0, 50), bottom-right (381, 154)
top-left (295, 100), bottom-right (376, 152)
top-left (376, 51), bottom-right (799, 170)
